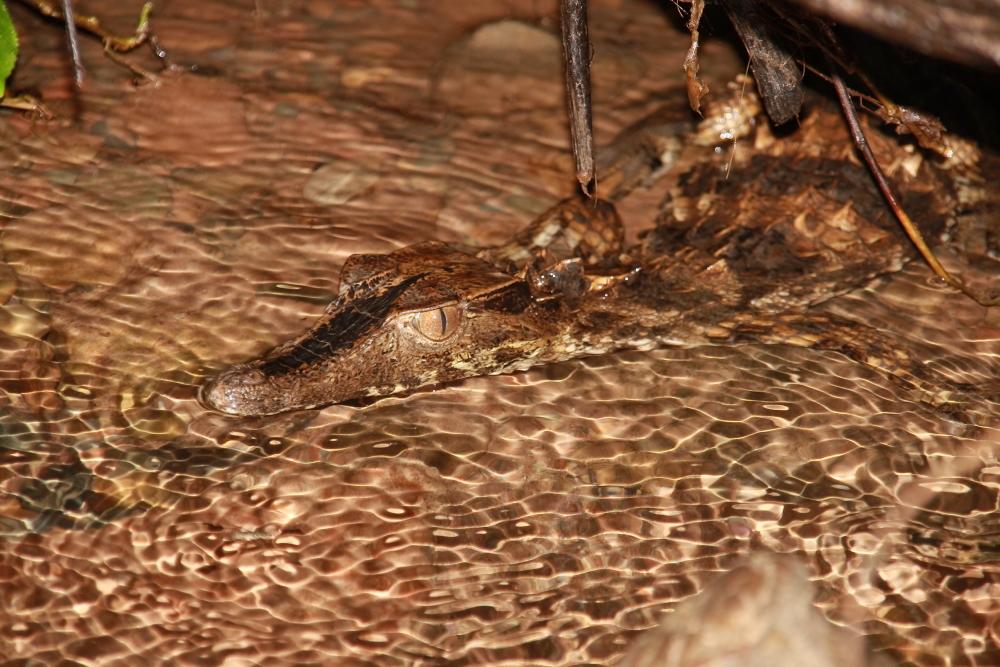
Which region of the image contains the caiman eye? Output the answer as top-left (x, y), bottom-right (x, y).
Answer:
top-left (411, 305), bottom-right (462, 341)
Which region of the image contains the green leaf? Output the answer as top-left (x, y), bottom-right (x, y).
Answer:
top-left (0, 0), bottom-right (18, 99)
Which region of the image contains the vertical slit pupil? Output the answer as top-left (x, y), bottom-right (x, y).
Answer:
top-left (438, 309), bottom-right (448, 336)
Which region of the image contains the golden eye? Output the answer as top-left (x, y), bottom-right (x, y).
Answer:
top-left (412, 305), bottom-right (461, 341)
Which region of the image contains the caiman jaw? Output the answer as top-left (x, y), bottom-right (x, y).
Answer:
top-left (203, 358), bottom-right (383, 416)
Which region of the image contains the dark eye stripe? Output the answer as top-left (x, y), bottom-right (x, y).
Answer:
top-left (260, 274), bottom-right (424, 376)
top-left (475, 281), bottom-right (531, 313)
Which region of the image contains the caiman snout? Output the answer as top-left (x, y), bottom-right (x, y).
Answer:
top-left (202, 361), bottom-right (369, 416)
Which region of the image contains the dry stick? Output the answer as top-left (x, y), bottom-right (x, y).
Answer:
top-left (560, 0), bottom-right (595, 198)
top-left (830, 72), bottom-right (989, 304)
top-left (723, 0), bottom-right (803, 125)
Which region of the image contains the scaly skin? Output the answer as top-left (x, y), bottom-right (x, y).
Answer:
top-left (203, 88), bottom-right (985, 417)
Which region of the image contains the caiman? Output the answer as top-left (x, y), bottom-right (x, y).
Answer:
top-left (202, 81), bottom-right (992, 417)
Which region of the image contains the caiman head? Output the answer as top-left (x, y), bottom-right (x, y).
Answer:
top-left (202, 242), bottom-right (556, 416)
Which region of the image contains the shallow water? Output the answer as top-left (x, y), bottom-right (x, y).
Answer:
top-left (1, 0), bottom-right (999, 664)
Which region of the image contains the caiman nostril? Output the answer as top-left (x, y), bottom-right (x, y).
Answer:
top-left (200, 376), bottom-right (233, 415)
top-left (201, 367), bottom-right (268, 416)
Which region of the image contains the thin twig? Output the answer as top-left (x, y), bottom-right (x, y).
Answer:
top-left (830, 71), bottom-right (996, 306)
top-left (801, 62), bottom-right (879, 107)
top-left (830, 72), bottom-right (952, 280)
top-left (724, 61), bottom-right (754, 179)
top-left (60, 0), bottom-right (84, 87)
